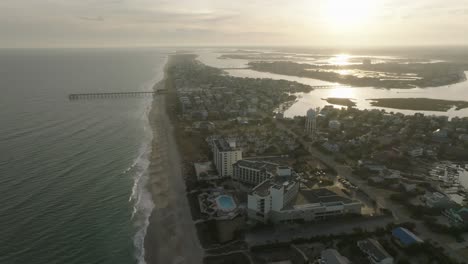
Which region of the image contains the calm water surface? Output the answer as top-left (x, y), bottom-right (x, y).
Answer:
top-left (197, 50), bottom-right (468, 118)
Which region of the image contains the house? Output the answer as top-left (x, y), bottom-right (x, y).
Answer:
top-left (357, 238), bottom-right (393, 264)
top-left (193, 121), bottom-right (215, 131)
top-left (329, 120), bottom-right (341, 130)
top-left (369, 176), bottom-right (385, 185)
top-left (400, 183), bottom-right (417, 192)
top-left (444, 207), bottom-right (468, 226)
top-left (407, 147), bottom-right (424, 157)
top-left (358, 160), bottom-right (387, 173)
top-left (459, 134), bottom-right (468, 142)
top-left (379, 169), bottom-right (401, 183)
top-left (432, 129), bottom-right (449, 142)
top-left (422, 192), bottom-right (453, 208)
top-left (322, 141), bottom-right (340, 153)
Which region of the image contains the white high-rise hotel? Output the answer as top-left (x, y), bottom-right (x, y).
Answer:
top-left (212, 138), bottom-right (242, 177)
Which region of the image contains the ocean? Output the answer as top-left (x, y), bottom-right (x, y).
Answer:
top-left (0, 48), bottom-right (167, 264)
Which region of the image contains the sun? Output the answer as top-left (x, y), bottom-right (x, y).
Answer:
top-left (323, 0), bottom-right (378, 31)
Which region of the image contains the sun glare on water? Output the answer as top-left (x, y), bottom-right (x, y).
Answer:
top-left (323, 0), bottom-right (379, 30)
top-left (327, 87), bottom-right (356, 99)
top-left (329, 54), bottom-right (351, 65)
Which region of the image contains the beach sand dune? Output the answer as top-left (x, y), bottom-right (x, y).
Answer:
top-left (144, 87), bottom-right (203, 264)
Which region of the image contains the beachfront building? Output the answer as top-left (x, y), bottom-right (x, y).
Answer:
top-left (232, 159), bottom-right (292, 185)
top-left (247, 178), bottom-right (299, 223)
top-left (247, 179), bottom-right (362, 223)
top-left (212, 138), bottom-right (242, 177)
top-left (357, 238), bottom-right (394, 264)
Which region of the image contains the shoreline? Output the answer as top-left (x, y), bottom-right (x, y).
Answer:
top-left (143, 57), bottom-right (203, 264)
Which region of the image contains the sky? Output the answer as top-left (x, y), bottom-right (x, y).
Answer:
top-left (1, 0), bottom-right (468, 48)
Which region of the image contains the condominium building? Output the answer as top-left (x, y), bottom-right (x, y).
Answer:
top-left (212, 138), bottom-right (242, 177)
top-left (233, 159), bottom-right (291, 185)
top-left (247, 179), bottom-right (362, 223)
top-left (247, 178), bottom-right (299, 223)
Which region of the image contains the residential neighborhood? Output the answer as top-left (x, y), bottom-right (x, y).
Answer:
top-left (164, 54), bottom-right (468, 264)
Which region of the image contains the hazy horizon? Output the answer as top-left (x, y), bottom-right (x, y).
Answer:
top-left (2, 0), bottom-right (468, 48)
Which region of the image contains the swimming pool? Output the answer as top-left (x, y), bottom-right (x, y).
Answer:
top-left (216, 195), bottom-right (236, 212)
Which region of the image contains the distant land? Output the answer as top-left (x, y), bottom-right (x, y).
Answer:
top-left (322, 97), bottom-right (356, 107)
top-left (247, 61), bottom-right (467, 89)
top-left (367, 98), bottom-right (468, 111)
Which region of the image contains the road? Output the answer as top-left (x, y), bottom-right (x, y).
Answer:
top-left (246, 216), bottom-right (394, 247)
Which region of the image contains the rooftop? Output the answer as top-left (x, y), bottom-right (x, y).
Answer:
top-left (252, 177), bottom-right (296, 197)
top-left (358, 238), bottom-right (392, 262)
top-left (458, 208), bottom-right (468, 221)
top-left (320, 249), bottom-right (351, 264)
top-left (290, 188), bottom-right (355, 209)
top-left (235, 159), bottom-right (279, 173)
top-left (213, 138), bottom-right (238, 152)
top-left (426, 192), bottom-right (448, 200)
top-left (252, 180), bottom-right (274, 197)
top-left (194, 161), bottom-right (218, 181)
top-left (392, 227), bottom-right (423, 246)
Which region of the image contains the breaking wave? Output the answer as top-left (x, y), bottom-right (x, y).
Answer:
top-left (128, 56), bottom-right (167, 264)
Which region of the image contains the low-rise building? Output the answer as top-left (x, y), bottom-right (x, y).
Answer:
top-left (407, 147), bottom-right (424, 157)
top-left (328, 120), bottom-right (341, 130)
top-left (432, 128), bottom-right (449, 142)
top-left (422, 192), bottom-right (453, 208)
top-left (194, 161), bottom-right (219, 181)
top-left (392, 227), bottom-right (423, 247)
top-left (459, 134), bottom-right (468, 142)
top-left (322, 141), bottom-right (340, 153)
top-left (320, 249), bottom-right (351, 264)
top-left (379, 169), bottom-right (401, 182)
top-left (444, 207), bottom-right (468, 226)
top-left (400, 183), bottom-right (417, 192)
top-left (357, 238), bottom-right (393, 264)
top-left (358, 160), bottom-right (387, 173)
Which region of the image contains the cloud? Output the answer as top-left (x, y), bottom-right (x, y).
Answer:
top-left (78, 16), bottom-right (104, 22)
top-left (0, 0), bottom-right (467, 47)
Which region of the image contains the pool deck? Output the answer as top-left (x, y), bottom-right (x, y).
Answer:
top-left (198, 191), bottom-right (240, 220)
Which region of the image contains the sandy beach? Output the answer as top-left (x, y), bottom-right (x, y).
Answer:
top-left (144, 69), bottom-right (203, 264)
